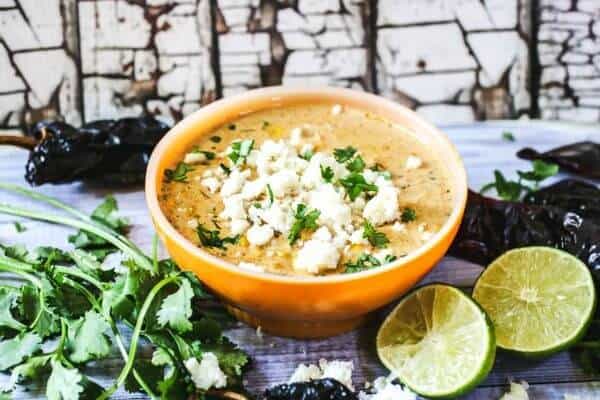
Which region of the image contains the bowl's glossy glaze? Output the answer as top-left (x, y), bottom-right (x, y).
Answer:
top-left (145, 86), bottom-right (468, 338)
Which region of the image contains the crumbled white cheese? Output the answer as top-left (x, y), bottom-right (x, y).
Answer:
top-left (186, 219), bottom-right (199, 229)
top-left (358, 377), bottom-right (416, 400)
top-left (219, 194), bottom-right (246, 221)
top-left (201, 177), bottom-right (221, 193)
top-left (220, 169), bottom-right (250, 197)
top-left (319, 359), bottom-right (354, 391)
top-left (184, 152), bottom-right (207, 164)
top-left (229, 219), bottom-right (250, 235)
top-left (308, 184), bottom-right (352, 230)
top-left (238, 262), bottom-right (264, 273)
top-left (499, 381), bottom-right (529, 400)
top-left (184, 353), bottom-right (227, 391)
top-left (288, 363), bottom-right (323, 383)
top-left (241, 178), bottom-right (266, 200)
top-left (350, 228), bottom-right (368, 245)
top-left (313, 226), bottom-right (332, 242)
top-left (247, 224), bottom-right (275, 246)
top-left (260, 202), bottom-right (292, 233)
top-left (392, 222), bottom-right (406, 232)
top-left (301, 153), bottom-right (348, 189)
top-left (294, 239), bottom-right (341, 274)
top-left (405, 155), bottom-right (423, 170)
top-left (268, 170), bottom-right (299, 198)
top-left (363, 186), bottom-right (400, 226)
top-left (331, 104), bottom-right (343, 116)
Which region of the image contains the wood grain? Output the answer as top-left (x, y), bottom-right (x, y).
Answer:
top-left (0, 121), bottom-right (599, 399)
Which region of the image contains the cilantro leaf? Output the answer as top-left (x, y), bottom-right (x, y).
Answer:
top-left (518, 160), bottom-right (559, 183)
top-left (338, 173), bottom-right (378, 201)
top-left (363, 221), bottom-right (389, 248)
top-left (202, 337), bottom-right (249, 379)
top-left (196, 224), bottom-right (239, 249)
top-left (288, 204), bottom-right (320, 245)
top-left (0, 287), bottom-right (26, 331)
top-left (401, 207), bottom-right (417, 222)
top-left (0, 332), bottom-right (42, 371)
top-left (502, 131), bottom-right (516, 142)
top-left (164, 162), bottom-right (194, 183)
top-left (91, 195), bottom-right (130, 231)
top-left (320, 165), bottom-right (334, 183)
top-left (266, 184), bottom-right (274, 206)
top-left (346, 155), bottom-right (366, 173)
top-left (227, 139), bottom-right (254, 165)
top-left (300, 149), bottom-right (314, 161)
top-left (344, 253), bottom-right (381, 274)
top-left (46, 358), bottom-right (84, 400)
top-left (66, 311), bottom-right (112, 363)
top-left (13, 222), bottom-right (26, 233)
top-left (333, 146), bottom-right (357, 163)
top-left (480, 170), bottom-right (525, 201)
top-left (191, 147), bottom-right (216, 160)
top-left (8, 354), bottom-right (51, 389)
top-left (68, 249), bottom-right (103, 278)
top-left (157, 279), bottom-right (193, 334)
top-left (219, 163), bottom-right (231, 176)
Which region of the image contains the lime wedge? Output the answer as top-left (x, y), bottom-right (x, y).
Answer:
top-left (377, 284), bottom-right (495, 398)
top-left (473, 247), bottom-right (596, 357)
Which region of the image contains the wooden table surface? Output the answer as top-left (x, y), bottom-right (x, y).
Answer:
top-left (1, 121), bottom-right (599, 399)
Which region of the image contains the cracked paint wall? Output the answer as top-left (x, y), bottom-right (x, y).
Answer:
top-left (1, 0), bottom-right (599, 131)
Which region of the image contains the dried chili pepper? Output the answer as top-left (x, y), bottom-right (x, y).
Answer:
top-left (517, 141), bottom-right (600, 179)
top-left (264, 378), bottom-right (357, 400)
top-left (450, 179), bottom-right (600, 276)
top-left (0, 116), bottom-right (170, 185)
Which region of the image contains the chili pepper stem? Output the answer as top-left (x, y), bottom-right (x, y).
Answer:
top-left (0, 135), bottom-right (38, 150)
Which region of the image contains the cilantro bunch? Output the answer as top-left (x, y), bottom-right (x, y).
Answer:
top-left (480, 160), bottom-right (559, 201)
top-left (0, 183), bottom-right (249, 400)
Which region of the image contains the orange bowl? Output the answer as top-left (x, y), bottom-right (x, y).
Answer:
top-left (145, 86), bottom-right (468, 338)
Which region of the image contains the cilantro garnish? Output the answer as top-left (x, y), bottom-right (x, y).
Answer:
top-left (346, 155), bottom-right (366, 173)
top-left (210, 135), bottom-right (222, 143)
top-left (266, 184), bottom-right (274, 206)
top-left (300, 149), bottom-right (314, 161)
top-left (333, 146), bottom-right (357, 163)
top-left (196, 224), bottom-right (239, 249)
top-left (344, 253), bottom-right (381, 273)
top-left (338, 173), bottom-right (378, 201)
top-left (0, 189), bottom-right (250, 399)
top-left (227, 139), bottom-right (254, 165)
top-left (219, 163), bottom-right (231, 176)
top-left (191, 147), bottom-right (215, 160)
top-left (480, 160), bottom-right (559, 201)
top-left (320, 165), bottom-right (334, 183)
top-left (401, 207), bottom-right (417, 222)
top-left (502, 131), bottom-right (515, 142)
top-left (13, 222), bottom-right (26, 233)
top-left (164, 162), bottom-right (193, 183)
top-left (363, 221), bottom-right (389, 248)
top-left (288, 204), bottom-right (320, 245)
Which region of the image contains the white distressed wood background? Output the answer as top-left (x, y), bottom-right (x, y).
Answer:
top-left (1, 0), bottom-right (600, 131)
top-left (0, 120), bottom-right (599, 399)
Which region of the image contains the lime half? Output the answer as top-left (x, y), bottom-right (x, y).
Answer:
top-left (377, 284), bottom-right (495, 398)
top-left (473, 247), bottom-right (596, 357)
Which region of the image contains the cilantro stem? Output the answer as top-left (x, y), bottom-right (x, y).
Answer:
top-left (0, 203), bottom-right (155, 273)
top-left (0, 183), bottom-right (148, 267)
top-left (0, 256), bottom-right (42, 286)
top-left (98, 275), bottom-right (179, 400)
top-left (53, 265), bottom-right (104, 291)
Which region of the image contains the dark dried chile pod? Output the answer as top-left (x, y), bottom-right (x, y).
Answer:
top-left (22, 116), bottom-right (170, 186)
top-left (517, 141), bottom-right (600, 179)
top-left (449, 180), bottom-right (600, 276)
top-left (25, 121), bottom-right (104, 185)
top-left (264, 378), bottom-right (357, 400)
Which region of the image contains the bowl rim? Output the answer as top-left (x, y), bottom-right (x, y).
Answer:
top-left (145, 86), bottom-right (468, 285)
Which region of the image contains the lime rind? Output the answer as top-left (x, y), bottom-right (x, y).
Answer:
top-left (473, 247), bottom-right (596, 357)
top-left (377, 284), bottom-right (496, 398)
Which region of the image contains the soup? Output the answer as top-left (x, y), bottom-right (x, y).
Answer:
top-left (159, 103), bottom-right (454, 276)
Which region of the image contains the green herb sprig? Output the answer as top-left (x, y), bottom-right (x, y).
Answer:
top-left (480, 160), bottom-right (559, 201)
top-left (227, 139), bottom-right (254, 165)
top-left (338, 173), bottom-right (378, 201)
top-left (0, 185), bottom-right (249, 399)
top-left (288, 204), bottom-right (320, 245)
top-left (164, 162), bottom-right (193, 183)
top-left (344, 253), bottom-right (397, 274)
top-left (362, 221), bottom-right (389, 248)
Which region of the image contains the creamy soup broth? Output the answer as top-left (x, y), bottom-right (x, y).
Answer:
top-left (159, 103), bottom-right (454, 276)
